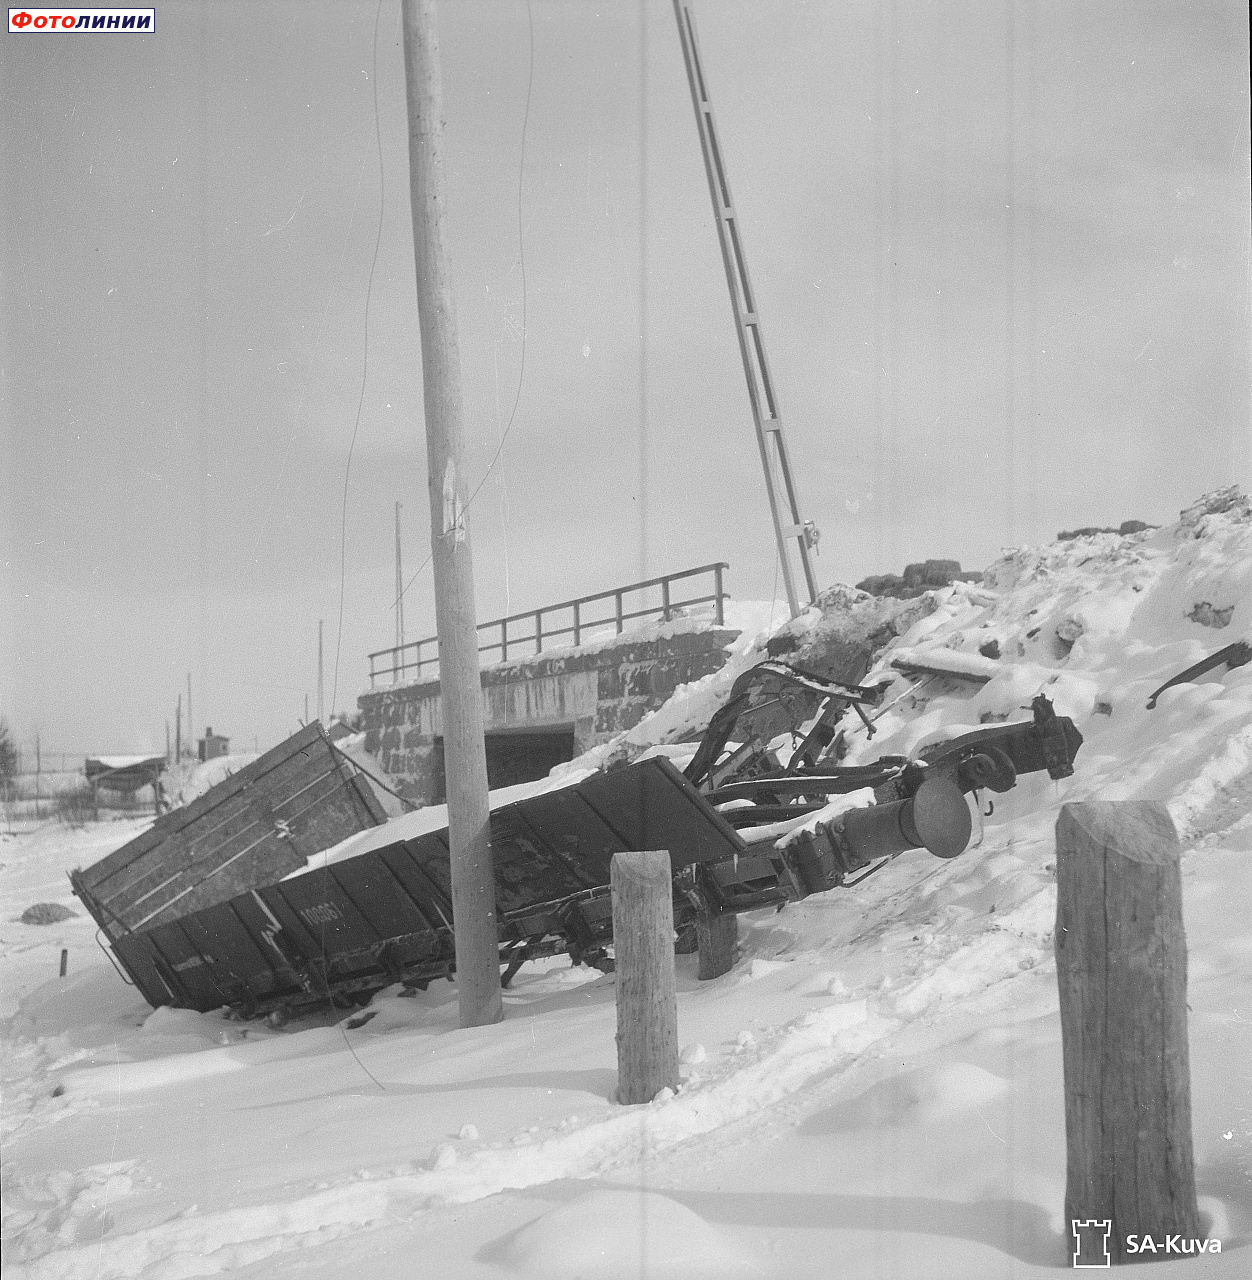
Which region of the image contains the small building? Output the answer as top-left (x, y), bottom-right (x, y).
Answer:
top-left (85, 755), bottom-right (166, 796)
top-left (198, 727), bottom-right (230, 762)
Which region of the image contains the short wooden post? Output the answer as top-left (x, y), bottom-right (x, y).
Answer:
top-left (59, 949), bottom-right (67, 978)
top-left (697, 903), bottom-right (738, 980)
top-left (611, 850), bottom-right (679, 1104)
top-left (1055, 801), bottom-right (1200, 1265)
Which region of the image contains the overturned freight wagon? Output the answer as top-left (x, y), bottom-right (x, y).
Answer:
top-left (76, 754), bottom-right (748, 1015)
top-left (72, 677), bottom-right (1082, 1018)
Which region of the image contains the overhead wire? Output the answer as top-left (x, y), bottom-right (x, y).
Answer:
top-left (331, 0), bottom-right (389, 719)
top-left (325, 0), bottom-right (389, 1093)
top-left (315, 0), bottom-right (534, 1071)
top-left (390, 0), bottom-right (535, 618)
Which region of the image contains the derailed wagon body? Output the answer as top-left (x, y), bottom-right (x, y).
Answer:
top-left (73, 676), bottom-right (1082, 1018)
top-left (80, 755), bottom-right (747, 1015)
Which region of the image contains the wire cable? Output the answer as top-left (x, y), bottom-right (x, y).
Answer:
top-left (331, 0), bottom-right (388, 718)
top-left (390, 0), bottom-right (535, 618)
top-left (319, 0), bottom-right (389, 1093)
top-left (463, 0), bottom-right (534, 513)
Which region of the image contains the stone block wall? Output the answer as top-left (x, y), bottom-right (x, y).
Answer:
top-left (358, 626), bottom-right (740, 804)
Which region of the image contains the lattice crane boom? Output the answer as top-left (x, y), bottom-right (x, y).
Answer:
top-left (672, 1), bottom-right (821, 617)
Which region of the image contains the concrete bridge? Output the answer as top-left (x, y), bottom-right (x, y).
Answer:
top-left (358, 623), bottom-right (739, 805)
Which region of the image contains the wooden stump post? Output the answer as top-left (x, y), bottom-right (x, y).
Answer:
top-left (1055, 801), bottom-right (1200, 1265)
top-left (611, 850), bottom-right (679, 1105)
top-left (696, 902), bottom-right (738, 981)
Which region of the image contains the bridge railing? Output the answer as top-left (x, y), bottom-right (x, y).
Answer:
top-left (368, 562), bottom-right (729, 688)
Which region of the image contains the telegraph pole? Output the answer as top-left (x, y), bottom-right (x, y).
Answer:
top-left (186, 673), bottom-right (193, 760)
top-left (317, 620), bottom-right (324, 723)
top-left (401, 0), bottom-right (502, 1027)
top-left (395, 501), bottom-right (406, 659)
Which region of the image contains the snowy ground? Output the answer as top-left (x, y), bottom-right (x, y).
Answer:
top-left (2, 491), bottom-right (1250, 1278)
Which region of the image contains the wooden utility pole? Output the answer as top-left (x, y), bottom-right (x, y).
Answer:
top-left (395, 501), bottom-right (406, 672)
top-left (186, 673), bottom-right (193, 761)
top-left (1055, 801), bottom-right (1200, 1265)
top-left (401, 0), bottom-right (502, 1028)
top-left (611, 851), bottom-right (680, 1103)
top-left (175, 695), bottom-right (182, 762)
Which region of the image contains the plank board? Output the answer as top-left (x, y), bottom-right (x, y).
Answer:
top-left (98, 757), bottom-right (746, 1014)
top-left (73, 724), bottom-right (387, 936)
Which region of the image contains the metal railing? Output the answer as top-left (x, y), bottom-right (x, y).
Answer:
top-left (368, 562), bottom-right (729, 688)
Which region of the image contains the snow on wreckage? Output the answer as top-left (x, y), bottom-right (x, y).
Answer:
top-left (70, 659), bottom-right (1082, 1021)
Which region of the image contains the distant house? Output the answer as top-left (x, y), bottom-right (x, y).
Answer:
top-left (85, 755), bottom-right (166, 796)
top-left (198, 728), bottom-right (230, 762)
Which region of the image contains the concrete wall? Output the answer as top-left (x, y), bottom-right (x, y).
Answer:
top-left (359, 626), bottom-right (740, 804)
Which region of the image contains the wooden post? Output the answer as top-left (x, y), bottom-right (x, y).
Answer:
top-left (696, 900), bottom-right (737, 981)
top-left (59, 948), bottom-right (67, 977)
top-left (612, 851), bottom-right (679, 1103)
top-left (402, 0), bottom-right (502, 1028)
top-left (175, 695), bottom-right (181, 762)
top-left (1055, 801), bottom-right (1200, 1265)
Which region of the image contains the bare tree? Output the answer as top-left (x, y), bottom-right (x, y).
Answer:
top-left (0, 718), bottom-right (17, 784)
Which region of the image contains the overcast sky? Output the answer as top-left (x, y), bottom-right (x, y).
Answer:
top-left (2, 0), bottom-right (1249, 759)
